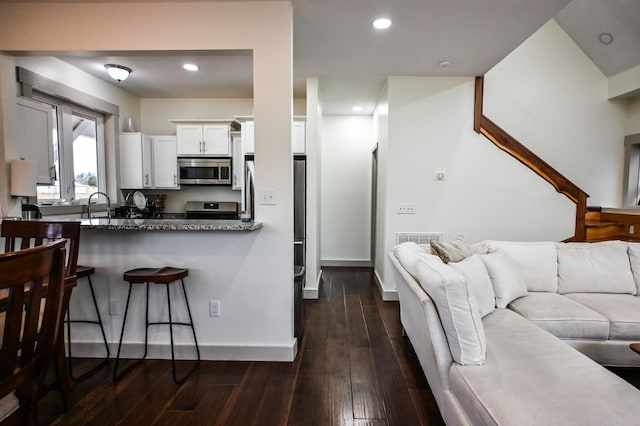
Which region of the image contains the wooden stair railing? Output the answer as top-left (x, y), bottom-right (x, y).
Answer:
top-left (474, 76), bottom-right (589, 241)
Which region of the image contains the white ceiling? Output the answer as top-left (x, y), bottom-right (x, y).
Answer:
top-left (46, 0), bottom-right (640, 115)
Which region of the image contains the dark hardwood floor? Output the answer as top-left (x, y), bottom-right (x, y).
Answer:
top-left (39, 268), bottom-right (444, 426)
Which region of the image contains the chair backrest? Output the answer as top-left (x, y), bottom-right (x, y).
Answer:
top-left (0, 240), bottom-right (67, 425)
top-left (1, 221), bottom-right (81, 280)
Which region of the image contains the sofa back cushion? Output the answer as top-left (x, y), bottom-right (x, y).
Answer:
top-left (393, 242), bottom-right (432, 280)
top-left (480, 249), bottom-right (529, 308)
top-left (416, 256), bottom-right (486, 365)
top-left (557, 241), bottom-right (636, 295)
top-left (450, 255), bottom-right (495, 318)
top-left (483, 241), bottom-right (558, 292)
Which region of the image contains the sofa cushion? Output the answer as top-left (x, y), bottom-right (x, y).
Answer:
top-left (508, 292), bottom-right (609, 340)
top-left (430, 235), bottom-right (474, 264)
top-left (450, 255), bottom-right (495, 318)
top-left (483, 240), bottom-right (558, 292)
top-left (393, 241), bottom-right (433, 280)
top-left (626, 243), bottom-right (640, 294)
top-left (449, 309), bottom-right (640, 426)
top-left (416, 256), bottom-right (486, 365)
top-left (479, 250), bottom-right (528, 308)
top-left (557, 241), bottom-right (636, 295)
top-left (566, 293), bottom-right (640, 340)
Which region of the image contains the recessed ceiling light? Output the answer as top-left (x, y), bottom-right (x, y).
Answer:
top-left (183, 63), bottom-right (199, 71)
top-left (373, 18), bottom-right (392, 30)
top-left (352, 106), bottom-right (363, 112)
top-left (598, 32), bottom-right (613, 45)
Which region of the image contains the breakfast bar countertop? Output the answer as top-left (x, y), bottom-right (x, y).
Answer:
top-left (77, 218), bottom-right (263, 231)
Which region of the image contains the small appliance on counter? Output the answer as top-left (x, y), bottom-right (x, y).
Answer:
top-left (21, 203), bottom-right (41, 219)
top-left (185, 201), bottom-right (239, 220)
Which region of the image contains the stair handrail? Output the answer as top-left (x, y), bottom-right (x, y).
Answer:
top-left (474, 76), bottom-right (588, 241)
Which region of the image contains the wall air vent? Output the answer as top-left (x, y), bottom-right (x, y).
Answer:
top-left (395, 232), bottom-right (442, 245)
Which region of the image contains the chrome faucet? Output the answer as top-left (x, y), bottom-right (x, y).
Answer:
top-left (87, 191), bottom-right (111, 219)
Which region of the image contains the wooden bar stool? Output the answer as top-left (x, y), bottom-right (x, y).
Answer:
top-left (113, 267), bottom-right (200, 384)
top-left (64, 265), bottom-right (110, 381)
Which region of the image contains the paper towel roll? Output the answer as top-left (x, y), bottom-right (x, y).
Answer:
top-left (11, 159), bottom-right (37, 197)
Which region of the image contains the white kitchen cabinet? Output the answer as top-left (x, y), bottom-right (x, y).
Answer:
top-left (152, 135), bottom-right (178, 189)
top-left (120, 132), bottom-right (152, 189)
top-left (175, 121), bottom-right (236, 156)
top-left (238, 118), bottom-right (306, 154)
top-left (292, 119), bottom-right (306, 154)
top-left (231, 131), bottom-right (243, 191)
top-left (16, 97), bottom-right (55, 184)
top-left (120, 133), bottom-right (178, 189)
top-left (240, 120), bottom-right (255, 154)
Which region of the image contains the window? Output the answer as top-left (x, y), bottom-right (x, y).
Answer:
top-left (33, 96), bottom-right (106, 203)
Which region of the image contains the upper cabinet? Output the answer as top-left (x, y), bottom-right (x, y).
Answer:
top-left (152, 135), bottom-right (179, 189)
top-left (120, 132), bottom-right (153, 189)
top-left (292, 118), bottom-right (306, 154)
top-left (237, 117), bottom-right (306, 155)
top-left (119, 133), bottom-right (178, 189)
top-left (172, 119), bottom-right (239, 157)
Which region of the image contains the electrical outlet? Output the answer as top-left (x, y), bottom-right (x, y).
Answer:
top-left (259, 189), bottom-right (277, 205)
top-left (209, 300), bottom-right (221, 317)
top-left (397, 203), bottom-right (416, 214)
top-left (109, 300), bottom-right (119, 316)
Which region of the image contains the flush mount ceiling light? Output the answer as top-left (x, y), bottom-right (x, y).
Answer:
top-left (439, 59), bottom-right (452, 68)
top-left (183, 63), bottom-right (199, 71)
top-left (352, 106), bottom-right (363, 112)
top-left (373, 18), bottom-right (392, 30)
top-left (104, 64), bottom-right (131, 82)
top-left (598, 32), bottom-right (614, 45)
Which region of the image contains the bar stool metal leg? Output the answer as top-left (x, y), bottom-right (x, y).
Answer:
top-left (165, 278), bottom-right (200, 384)
top-left (65, 272), bottom-right (110, 381)
top-left (113, 281), bottom-right (148, 382)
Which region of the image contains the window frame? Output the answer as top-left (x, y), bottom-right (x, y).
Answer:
top-left (32, 94), bottom-right (107, 202)
top-left (16, 67), bottom-right (119, 215)
top-left (623, 133), bottom-right (640, 207)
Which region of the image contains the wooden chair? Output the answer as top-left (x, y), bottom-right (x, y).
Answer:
top-left (1, 221), bottom-right (81, 408)
top-left (0, 240), bottom-right (67, 426)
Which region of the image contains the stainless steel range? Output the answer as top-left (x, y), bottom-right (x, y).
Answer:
top-left (185, 201), bottom-right (239, 220)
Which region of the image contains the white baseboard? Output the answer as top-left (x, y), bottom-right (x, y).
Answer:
top-left (373, 269), bottom-right (398, 301)
top-left (303, 270), bottom-right (321, 299)
top-left (69, 339), bottom-right (299, 362)
top-left (320, 259), bottom-right (371, 267)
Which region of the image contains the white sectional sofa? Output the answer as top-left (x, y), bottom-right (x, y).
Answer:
top-left (390, 239), bottom-right (640, 426)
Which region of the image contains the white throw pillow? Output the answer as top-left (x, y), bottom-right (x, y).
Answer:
top-left (483, 241), bottom-right (558, 292)
top-left (479, 250), bottom-right (529, 308)
top-left (416, 255), bottom-right (486, 365)
top-left (450, 255), bottom-right (496, 318)
top-left (626, 243), bottom-right (640, 294)
top-left (557, 241), bottom-right (636, 295)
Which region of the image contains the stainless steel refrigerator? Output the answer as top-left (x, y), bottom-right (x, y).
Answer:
top-left (293, 155), bottom-right (306, 338)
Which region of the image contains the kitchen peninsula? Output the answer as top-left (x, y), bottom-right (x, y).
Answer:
top-left (64, 217), bottom-right (299, 364)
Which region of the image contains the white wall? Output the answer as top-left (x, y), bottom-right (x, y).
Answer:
top-left (304, 77), bottom-right (322, 298)
top-left (376, 19), bottom-right (628, 295)
top-left (627, 97), bottom-right (640, 136)
top-left (484, 19), bottom-right (627, 208)
top-left (320, 115), bottom-right (373, 265)
top-left (0, 1), bottom-right (296, 360)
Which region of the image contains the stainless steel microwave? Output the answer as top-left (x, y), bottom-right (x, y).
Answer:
top-left (177, 158), bottom-right (231, 185)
